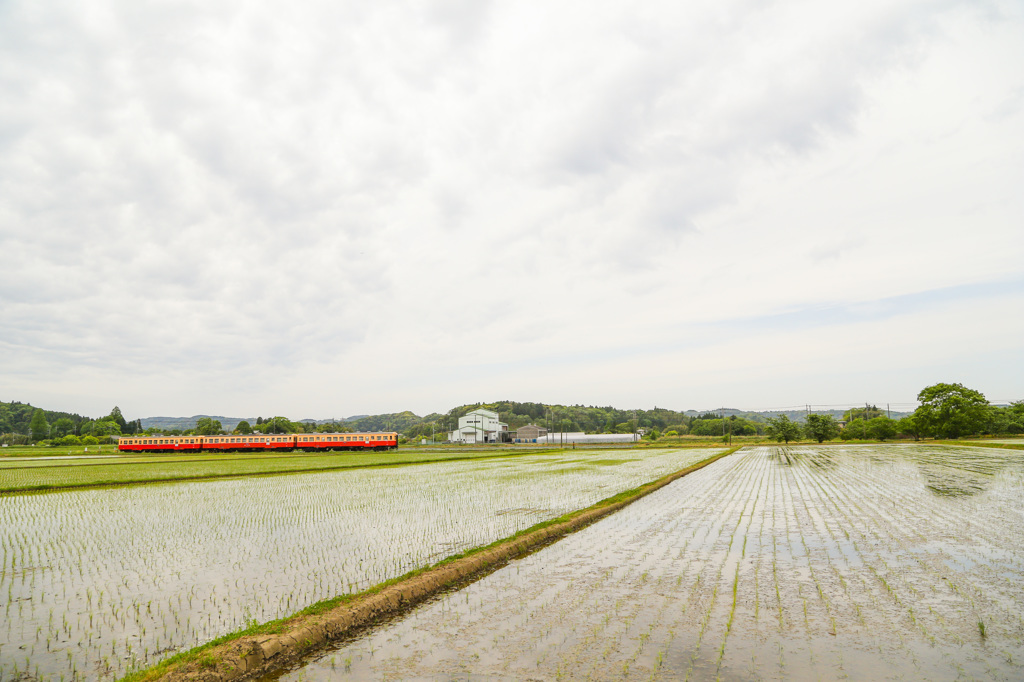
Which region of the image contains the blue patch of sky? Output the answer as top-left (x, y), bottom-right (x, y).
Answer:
top-left (445, 276), bottom-right (1024, 375)
top-left (714, 276), bottom-right (1024, 335)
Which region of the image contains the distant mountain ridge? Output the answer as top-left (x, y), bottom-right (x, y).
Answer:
top-left (139, 406), bottom-right (913, 435)
top-left (140, 415), bottom-right (367, 432)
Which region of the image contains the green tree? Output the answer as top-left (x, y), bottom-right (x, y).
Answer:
top-left (92, 419), bottom-right (122, 438)
top-left (803, 414), bottom-right (840, 443)
top-left (765, 414), bottom-right (801, 443)
top-left (866, 416), bottom-right (897, 441)
top-left (108, 406), bottom-right (128, 430)
top-left (897, 414), bottom-right (927, 441)
top-left (262, 416), bottom-right (297, 434)
top-left (81, 435), bottom-right (99, 446)
top-left (915, 382), bottom-right (989, 439)
top-left (29, 409), bottom-right (49, 441)
top-left (986, 403), bottom-right (1024, 435)
top-left (194, 417), bottom-right (223, 435)
top-left (234, 420), bottom-right (253, 434)
top-left (51, 417), bottom-right (76, 438)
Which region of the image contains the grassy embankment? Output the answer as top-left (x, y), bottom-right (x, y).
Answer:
top-left (936, 439), bottom-right (1024, 451)
top-left (119, 446), bottom-right (739, 682)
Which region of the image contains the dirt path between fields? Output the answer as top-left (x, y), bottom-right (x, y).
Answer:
top-left (143, 448), bottom-right (738, 682)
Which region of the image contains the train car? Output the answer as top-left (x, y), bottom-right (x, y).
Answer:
top-left (294, 432), bottom-right (399, 451)
top-left (119, 432), bottom-right (399, 453)
top-left (202, 434), bottom-right (297, 452)
top-left (117, 436), bottom-right (206, 453)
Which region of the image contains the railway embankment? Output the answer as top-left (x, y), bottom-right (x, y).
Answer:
top-left (124, 447), bottom-right (739, 682)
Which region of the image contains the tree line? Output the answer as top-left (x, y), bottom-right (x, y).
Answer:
top-left (5, 382), bottom-right (1021, 447)
top-left (763, 383), bottom-right (1023, 444)
top-left (1, 403), bottom-right (143, 446)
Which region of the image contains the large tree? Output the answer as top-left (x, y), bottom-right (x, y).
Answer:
top-left (194, 417), bottom-right (223, 435)
top-left (803, 414), bottom-right (840, 443)
top-left (915, 382), bottom-right (989, 439)
top-left (29, 409), bottom-right (49, 441)
top-left (866, 416), bottom-right (898, 441)
top-left (897, 414), bottom-right (927, 441)
top-left (108, 406), bottom-right (128, 429)
top-left (766, 414), bottom-right (801, 444)
top-left (51, 417), bottom-right (76, 438)
top-left (261, 416), bottom-right (299, 434)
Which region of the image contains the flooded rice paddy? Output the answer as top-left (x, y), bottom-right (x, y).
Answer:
top-left (0, 447), bottom-right (719, 680)
top-left (277, 444), bottom-right (1024, 681)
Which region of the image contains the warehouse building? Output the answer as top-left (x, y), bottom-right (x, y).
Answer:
top-left (514, 424), bottom-right (548, 443)
top-left (448, 408), bottom-right (509, 444)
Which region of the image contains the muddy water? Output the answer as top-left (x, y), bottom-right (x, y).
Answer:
top-left (274, 444), bottom-right (1024, 681)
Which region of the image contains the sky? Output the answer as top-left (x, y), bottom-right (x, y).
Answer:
top-left (1, 0), bottom-right (1022, 421)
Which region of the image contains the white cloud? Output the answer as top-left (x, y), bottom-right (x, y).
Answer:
top-left (1, 0), bottom-right (1021, 418)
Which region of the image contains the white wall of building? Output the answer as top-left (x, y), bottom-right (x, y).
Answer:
top-left (448, 408), bottom-right (508, 443)
top-left (536, 433), bottom-right (639, 444)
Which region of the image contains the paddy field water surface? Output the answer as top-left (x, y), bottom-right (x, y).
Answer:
top-left (274, 444), bottom-right (1024, 681)
top-left (0, 447), bottom-right (720, 680)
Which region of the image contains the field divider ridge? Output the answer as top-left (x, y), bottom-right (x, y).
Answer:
top-left (124, 446), bottom-right (741, 682)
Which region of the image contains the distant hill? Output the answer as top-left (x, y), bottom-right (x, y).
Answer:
top-left (140, 414), bottom-right (372, 432)
top-left (140, 415), bottom-right (252, 432)
top-left (684, 408), bottom-right (912, 423)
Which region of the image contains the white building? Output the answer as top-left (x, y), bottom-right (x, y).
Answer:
top-left (449, 408), bottom-right (509, 444)
top-left (537, 432), bottom-right (639, 444)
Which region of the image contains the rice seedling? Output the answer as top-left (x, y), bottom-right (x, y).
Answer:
top-left (1, 447), bottom-right (721, 679)
top-left (271, 444), bottom-right (1024, 681)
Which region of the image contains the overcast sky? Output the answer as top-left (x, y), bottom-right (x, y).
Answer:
top-left (1, 0), bottom-right (1022, 420)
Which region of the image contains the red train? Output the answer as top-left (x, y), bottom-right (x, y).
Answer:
top-left (117, 432), bottom-right (399, 453)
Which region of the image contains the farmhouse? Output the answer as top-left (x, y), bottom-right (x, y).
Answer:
top-left (448, 408), bottom-right (509, 444)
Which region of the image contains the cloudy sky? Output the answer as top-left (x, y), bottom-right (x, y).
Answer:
top-left (1, 0), bottom-right (1022, 420)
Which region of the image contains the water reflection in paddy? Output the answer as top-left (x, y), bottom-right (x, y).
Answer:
top-left (275, 444), bottom-right (1024, 681)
